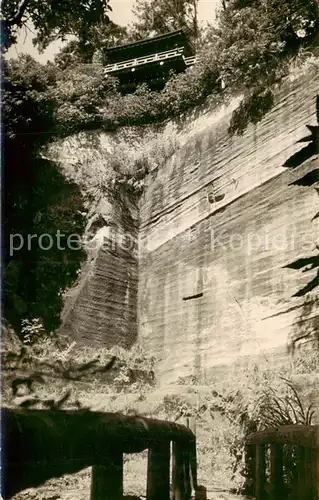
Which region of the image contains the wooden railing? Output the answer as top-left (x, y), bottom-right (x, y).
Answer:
top-left (245, 424), bottom-right (319, 500)
top-left (184, 55), bottom-right (197, 66)
top-left (2, 408), bottom-right (199, 500)
top-left (104, 47), bottom-right (185, 73)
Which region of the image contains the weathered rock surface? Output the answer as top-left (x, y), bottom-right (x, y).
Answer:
top-left (138, 65), bottom-right (319, 383)
top-left (45, 133), bottom-right (140, 348)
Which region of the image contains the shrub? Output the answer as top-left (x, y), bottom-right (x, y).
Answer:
top-left (21, 318), bottom-right (46, 346)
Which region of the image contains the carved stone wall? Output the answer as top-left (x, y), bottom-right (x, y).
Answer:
top-left (138, 66), bottom-right (319, 383)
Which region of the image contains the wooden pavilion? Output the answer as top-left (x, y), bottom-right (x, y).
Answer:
top-left (104, 29), bottom-right (196, 93)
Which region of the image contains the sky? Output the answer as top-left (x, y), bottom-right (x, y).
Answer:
top-left (7, 0), bottom-right (220, 63)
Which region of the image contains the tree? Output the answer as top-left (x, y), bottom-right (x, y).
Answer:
top-left (212, 0), bottom-right (319, 134)
top-left (130, 0), bottom-right (200, 44)
top-left (1, 0), bottom-right (112, 50)
top-left (220, 0), bottom-right (319, 54)
top-left (86, 19), bottom-right (129, 53)
top-left (53, 21), bottom-right (128, 69)
top-left (3, 55), bottom-right (86, 335)
top-left (53, 40), bottom-right (90, 70)
top-left (49, 62), bottom-right (119, 133)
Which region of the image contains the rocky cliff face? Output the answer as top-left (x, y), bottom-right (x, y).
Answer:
top-left (138, 64), bottom-right (319, 383)
top-left (59, 200), bottom-right (139, 348)
top-left (45, 131), bottom-right (141, 348)
top-left (48, 62), bottom-right (318, 380)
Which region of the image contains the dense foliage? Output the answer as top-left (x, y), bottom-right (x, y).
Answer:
top-left (219, 0), bottom-right (318, 132)
top-left (48, 0), bottom-right (319, 134)
top-left (5, 0), bottom-right (317, 137)
top-left (3, 56), bottom-right (86, 335)
top-left (2, 0), bottom-right (112, 50)
top-left (3, 331), bottom-right (318, 495)
top-left (50, 63), bottom-right (118, 133)
top-left (53, 21), bottom-right (129, 69)
top-left (130, 0), bottom-right (200, 44)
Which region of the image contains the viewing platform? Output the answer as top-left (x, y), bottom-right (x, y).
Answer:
top-left (103, 29), bottom-right (196, 93)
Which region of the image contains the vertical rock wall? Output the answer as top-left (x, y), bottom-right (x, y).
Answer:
top-left (46, 132), bottom-right (140, 348)
top-left (60, 197), bottom-right (139, 348)
top-left (138, 66), bottom-right (319, 383)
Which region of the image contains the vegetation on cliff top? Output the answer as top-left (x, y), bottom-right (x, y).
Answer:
top-left (4, 0), bottom-right (318, 142)
top-left (54, 0), bottom-right (318, 135)
top-left (3, 55), bottom-right (86, 334)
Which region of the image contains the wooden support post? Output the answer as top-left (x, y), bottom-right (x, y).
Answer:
top-left (183, 446), bottom-right (191, 500)
top-left (315, 450), bottom-right (319, 500)
top-left (189, 437), bottom-right (198, 494)
top-left (172, 442), bottom-right (185, 500)
top-left (245, 444), bottom-right (256, 496)
top-left (185, 417), bottom-right (196, 499)
top-left (91, 452), bottom-right (123, 500)
top-left (187, 417), bottom-right (196, 435)
top-left (255, 444), bottom-right (266, 500)
top-left (147, 442), bottom-right (170, 500)
top-left (302, 447), bottom-right (318, 500)
top-left (270, 444), bottom-right (284, 500)
top-left (295, 446), bottom-right (306, 500)
top-left (171, 441), bottom-right (192, 500)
